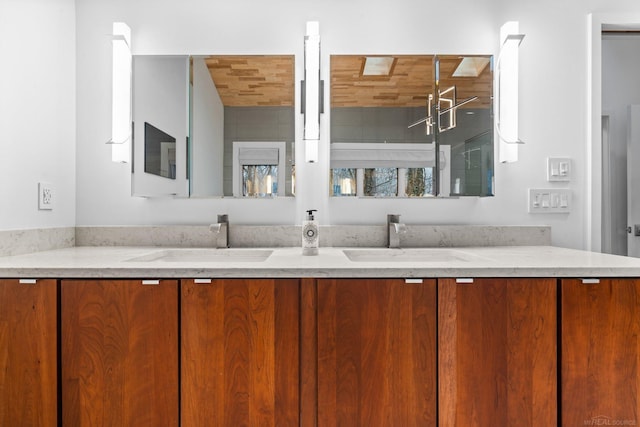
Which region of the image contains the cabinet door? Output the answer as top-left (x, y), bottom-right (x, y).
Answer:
top-left (562, 278), bottom-right (640, 426)
top-left (438, 278), bottom-right (557, 427)
top-left (181, 278), bottom-right (300, 427)
top-left (61, 279), bottom-right (178, 426)
top-left (0, 279), bottom-right (57, 427)
top-left (316, 278), bottom-right (437, 427)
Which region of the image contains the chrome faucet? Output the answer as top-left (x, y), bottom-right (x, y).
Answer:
top-left (209, 214), bottom-right (229, 248)
top-left (387, 214), bottom-right (407, 248)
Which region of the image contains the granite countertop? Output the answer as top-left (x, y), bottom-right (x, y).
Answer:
top-left (0, 245), bottom-right (640, 279)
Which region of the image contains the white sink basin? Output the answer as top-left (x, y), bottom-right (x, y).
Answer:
top-left (343, 248), bottom-right (483, 263)
top-left (126, 248), bottom-right (273, 263)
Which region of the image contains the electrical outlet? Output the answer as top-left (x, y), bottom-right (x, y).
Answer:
top-left (38, 182), bottom-right (54, 210)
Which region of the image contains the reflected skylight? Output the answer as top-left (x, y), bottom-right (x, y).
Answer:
top-left (452, 57), bottom-right (490, 77)
top-left (362, 56), bottom-right (395, 76)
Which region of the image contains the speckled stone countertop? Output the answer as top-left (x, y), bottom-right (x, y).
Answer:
top-left (1, 245), bottom-right (640, 279)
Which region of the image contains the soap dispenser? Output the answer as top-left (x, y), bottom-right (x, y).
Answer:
top-left (302, 209), bottom-right (319, 256)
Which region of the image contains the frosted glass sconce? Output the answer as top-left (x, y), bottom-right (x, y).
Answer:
top-left (109, 22), bottom-right (132, 163)
top-left (302, 21), bottom-right (322, 163)
top-left (497, 21), bottom-right (525, 163)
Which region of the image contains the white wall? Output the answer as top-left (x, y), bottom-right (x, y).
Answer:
top-left (191, 57), bottom-right (224, 197)
top-left (73, 0), bottom-right (640, 249)
top-left (0, 0), bottom-right (76, 230)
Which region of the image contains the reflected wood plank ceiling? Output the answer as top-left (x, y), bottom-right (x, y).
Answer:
top-left (331, 55), bottom-right (492, 109)
top-left (205, 55), bottom-right (295, 107)
top-left (331, 55), bottom-right (433, 108)
top-left (204, 54), bottom-right (491, 109)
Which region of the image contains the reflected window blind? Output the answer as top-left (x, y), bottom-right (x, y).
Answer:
top-left (238, 147), bottom-right (279, 165)
top-left (330, 143), bottom-right (436, 168)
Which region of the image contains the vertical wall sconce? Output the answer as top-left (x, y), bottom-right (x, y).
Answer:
top-left (109, 22), bottom-right (132, 163)
top-left (497, 21), bottom-right (525, 163)
top-left (303, 21), bottom-right (321, 163)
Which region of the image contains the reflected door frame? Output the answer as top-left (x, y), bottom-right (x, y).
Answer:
top-left (588, 13), bottom-right (640, 252)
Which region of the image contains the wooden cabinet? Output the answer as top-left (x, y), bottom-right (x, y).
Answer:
top-left (181, 278), bottom-right (300, 427)
top-left (561, 278), bottom-right (640, 426)
top-left (18, 274), bottom-right (640, 427)
top-left (0, 279), bottom-right (58, 427)
top-left (315, 278), bottom-right (437, 426)
top-left (438, 278), bottom-right (557, 427)
top-left (61, 279), bottom-right (179, 426)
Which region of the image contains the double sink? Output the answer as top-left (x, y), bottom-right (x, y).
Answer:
top-left (126, 248), bottom-right (482, 263)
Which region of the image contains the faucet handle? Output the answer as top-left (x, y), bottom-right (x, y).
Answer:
top-left (387, 214), bottom-right (401, 223)
top-left (394, 223), bottom-right (408, 234)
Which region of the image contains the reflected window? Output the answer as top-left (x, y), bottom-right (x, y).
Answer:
top-left (329, 143), bottom-right (446, 197)
top-left (329, 167), bottom-right (435, 197)
top-left (232, 141), bottom-right (286, 197)
top-left (330, 168), bottom-right (356, 196)
top-left (405, 168), bottom-right (433, 197)
top-left (364, 168), bottom-right (398, 197)
top-left (242, 165), bottom-right (278, 197)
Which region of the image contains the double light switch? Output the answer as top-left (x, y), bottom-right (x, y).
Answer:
top-left (547, 157), bottom-right (571, 182)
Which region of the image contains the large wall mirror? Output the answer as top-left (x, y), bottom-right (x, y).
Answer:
top-left (131, 55), bottom-right (295, 198)
top-left (329, 54), bottom-right (493, 198)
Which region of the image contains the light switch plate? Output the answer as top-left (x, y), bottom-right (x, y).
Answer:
top-left (547, 157), bottom-right (571, 182)
top-left (528, 188), bottom-right (571, 214)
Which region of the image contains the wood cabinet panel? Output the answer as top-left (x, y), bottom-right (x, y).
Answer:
top-left (562, 278), bottom-right (640, 426)
top-left (300, 278), bottom-right (318, 427)
top-left (61, 279), bottom-right (178, 426)
top-left (0, 279), bottom-right (58, 427)
top-left (317, 278), bottom-right (437, 427)
top-left (181, 278), bottom-right (300, 427)
top-left (438, 278), bottom-right (557, 427)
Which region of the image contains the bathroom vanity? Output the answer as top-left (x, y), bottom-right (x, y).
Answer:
top-left (2, 245), bottom-right (640, 426)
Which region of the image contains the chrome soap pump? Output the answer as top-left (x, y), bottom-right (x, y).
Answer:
top-left (302, 209), bottom-right (319, 256)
